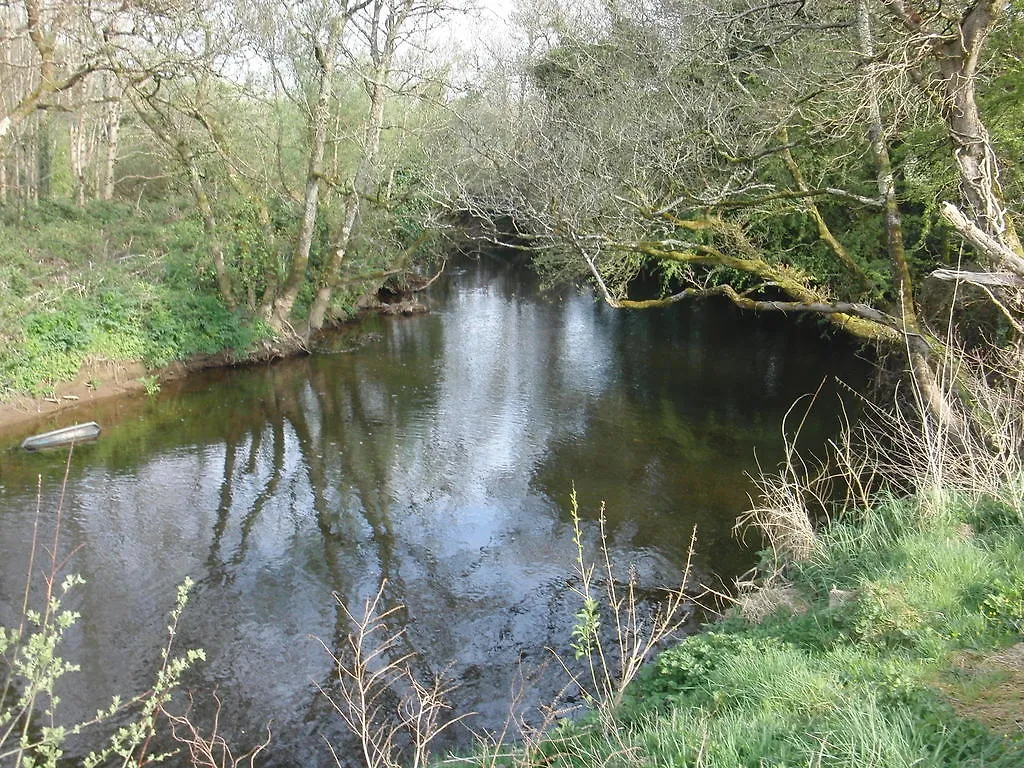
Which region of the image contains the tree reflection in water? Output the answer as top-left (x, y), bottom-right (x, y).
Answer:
top-left (0, 256), bottom-right (868, 766)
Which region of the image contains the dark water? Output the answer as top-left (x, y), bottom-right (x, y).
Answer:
top-left (0, 256), bottom-right (868, 765)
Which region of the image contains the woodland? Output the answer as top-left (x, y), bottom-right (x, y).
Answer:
top-left (3, 3), bottom-right (1024, 767)
top-left (1, 0), bottom-right (1022, 418)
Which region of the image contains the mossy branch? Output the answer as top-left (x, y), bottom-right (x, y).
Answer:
top-left (573, 232), bottom-right (907, 347)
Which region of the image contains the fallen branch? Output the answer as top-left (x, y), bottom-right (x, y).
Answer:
top-left (928, 268), bottom-right (1024, 287)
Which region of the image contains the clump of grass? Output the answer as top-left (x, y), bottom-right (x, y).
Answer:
top-left (734, 387), bottom-right (837, 576)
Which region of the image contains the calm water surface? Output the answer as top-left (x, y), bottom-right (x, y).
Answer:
top-left (0, 257), bottom-right (868, 765)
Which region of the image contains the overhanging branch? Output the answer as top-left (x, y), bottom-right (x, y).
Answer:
top-left (573, 235), bottom-right (905, 346)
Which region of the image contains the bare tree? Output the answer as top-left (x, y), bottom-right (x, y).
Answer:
top-left (316, 581), bottom-right (471, 768)
top-left (0, 1), bottom-right (100, 147)
top-left (267, 0), bottom-right (459, 337)
top-left (305, 0), bottom-right (452, 333)
top-left (99, 70), bottom-right (123, 200)
top-left (268, 0), bottom-right (362, 329)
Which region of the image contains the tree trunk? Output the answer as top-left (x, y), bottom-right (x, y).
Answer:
top-left (883, 0), bottom-right (1024, 259)
top-left (132, 95), bottom-right (236, 308)
top-left (270, 17), bottom-right (345, 330)
top-left (935, 1), bottom-right (1022, 256)
top-left (306, 66), bottom-right (390, 332)
top-left (859, 0), bottom-right (957, 427)
top-left (0, 0), bottom-right (94, 171)
top-left (70, 107), bottom-right (88, 206)
top-left (306, 0), bottom-right (406, 333)
top-left (101, 73), bottom-right (122, 201)
top-left (36, 110), bottom-right (51, 201)
top-left (939, 202), bottom-right (1024, 278)
top-left (184, 155), bottom-right (235, 311)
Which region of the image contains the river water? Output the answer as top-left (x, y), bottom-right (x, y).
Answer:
top-left (0, 256), bottom-right (867, 765)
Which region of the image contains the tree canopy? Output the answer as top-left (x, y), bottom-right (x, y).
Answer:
top-left (441, 0), bottom-right (1024, 426)
top-left (2, 0), bottom-right (1023, 425)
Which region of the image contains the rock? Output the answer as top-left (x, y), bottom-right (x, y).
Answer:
top-left (828, 585), bottom-right (856, 608)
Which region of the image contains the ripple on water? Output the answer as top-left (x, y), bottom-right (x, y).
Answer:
top-left (0, 257), bottom-right (869, 764)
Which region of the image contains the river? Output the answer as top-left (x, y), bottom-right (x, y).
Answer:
top-left (0, 255), bottom-right (868, 766)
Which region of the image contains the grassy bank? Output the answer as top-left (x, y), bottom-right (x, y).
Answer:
top-left (456, 489), bottom-right (1024, 766)
top-left (0, 200), bottom-right (272, 398)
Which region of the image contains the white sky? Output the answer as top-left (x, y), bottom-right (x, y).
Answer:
top-left (442, 0), bottom-right (516, 49)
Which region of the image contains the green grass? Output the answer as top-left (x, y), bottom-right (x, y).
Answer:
top-left (463, 491), bottom-right (1024, 768)
top-left (0, 195), bottom-right (436, 396)
top-left (0, 200), bottom-right (270, 396)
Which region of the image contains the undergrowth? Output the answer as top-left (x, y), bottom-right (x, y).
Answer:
top-left (0, 200), bottom-right (271, 397)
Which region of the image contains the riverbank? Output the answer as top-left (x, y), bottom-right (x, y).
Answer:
top-left (447, 484), bottom-right (1024, 767)
top-left (0, 354), bottom-right (249, 431)
top-left (0, 199), bottom-right (427, 432)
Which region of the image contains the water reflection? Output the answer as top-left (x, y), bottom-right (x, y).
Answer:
top-left (0, 256), bottom-right (867, 766)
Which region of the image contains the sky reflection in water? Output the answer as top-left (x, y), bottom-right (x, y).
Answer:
top-left (0, 256), bottom-right (868, 766)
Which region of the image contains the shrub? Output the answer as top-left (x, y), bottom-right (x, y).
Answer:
top-left (625, 633), bottom-right (777, 712)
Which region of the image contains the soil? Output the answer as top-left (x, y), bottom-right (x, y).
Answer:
top-left (0, 354), bottom-right (240, 433)
top-left (0, 324), bottom-right (318, 433)
top-left (0, 360), bottom-right (149, 432)
top-left (938, 642), bottom-right (1024, 737)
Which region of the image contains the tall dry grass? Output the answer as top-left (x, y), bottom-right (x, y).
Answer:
top-left (317, 581), bottom-right (472, 768)
top-left (556, 487), bottom-right (695, 728)
top-left (737, 338), bottom-right (1024, 585)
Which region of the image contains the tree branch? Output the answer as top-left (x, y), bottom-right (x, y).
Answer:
top-left (583, 236), bottom-right (904, 345)
top-left (940, 201), bottom-right (1024, 278)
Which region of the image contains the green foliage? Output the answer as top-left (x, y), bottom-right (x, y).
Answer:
top-left (139, 292), bottom-right (262, 368)
top-left (850, 582), bottom-right (931, 650)
top-left (980, 578), bottom-right (1024, 635)
top-left (217, 198), bottom-right (293, 306)
top-left (139, 375), bottom-right (161, 396)
top-left (627, 633), bottom-right (772, 710)
top-left (570, 597), bottom-right (600, 660)
top-left (0, 573), bottom-right (86, 768)
top-left (1, 564), bottom-right (203, 767)
top-left (0, 198), bottom-right (284, 397)
top-left (0, 287), bottom-right (267, 396)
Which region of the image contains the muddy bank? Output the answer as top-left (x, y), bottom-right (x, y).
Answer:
top-left (0, 298), bottom-right (428, 433)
